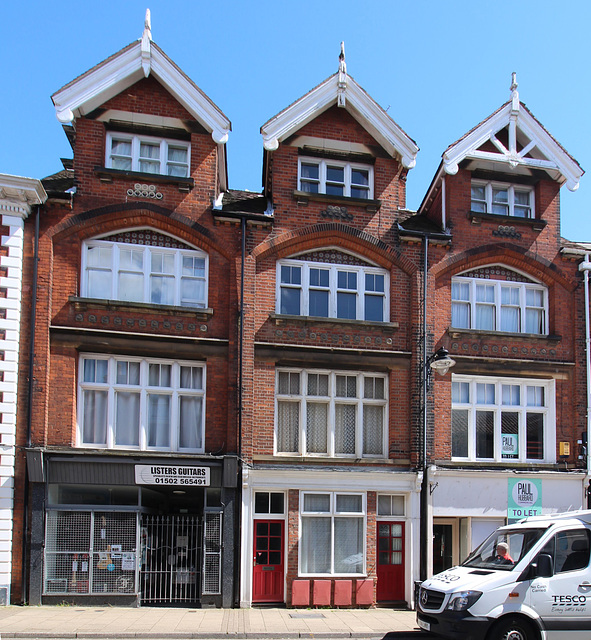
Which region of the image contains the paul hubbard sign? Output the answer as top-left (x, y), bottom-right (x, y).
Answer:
top-left (134, 464), bottom-right (210, 486)
top-left (508, 478), bottom-right (542, 521)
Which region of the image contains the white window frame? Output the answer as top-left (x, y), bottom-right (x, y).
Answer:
top-left (451, 375), bottom-right (555, 463)
top-left (299, 491), bottom-right (366, 577)
top-left (471, 180), bottom-right (534, 218)
top-left (77, 354), bottom-right (206, 452)
top-left (451, 273), bottom-right (548, 335)
top-left (277, 258), bottom-right (389, 322)
top-left (275, 368), bottom-right (388, 458)
top-left (376, 494), bottom-right (406, 519)
top-left (82, 238), bottom-right (208, 309)
top-left (253, 491), bottom-right (287, 519)
top-left (298, 157), bottom-right (374, 199)
top-left (106, 132), bottom-right (190, 177)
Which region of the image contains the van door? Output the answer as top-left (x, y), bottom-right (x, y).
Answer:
top-left (528, 528), bottom-right (591, 639)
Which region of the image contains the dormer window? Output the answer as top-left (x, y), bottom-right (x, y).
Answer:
top-left (298, 157), bottom-right (373, 199)
top-left (471, 180), bottom-right (533, 218)
top-left (106, 132), bottom-right (190, 177)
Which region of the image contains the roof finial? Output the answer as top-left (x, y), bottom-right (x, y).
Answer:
top-left (510, 71), bottom-right (519, 113)
top-left (144, 8), bottom-right (152, 40)
top-left (337, 41), bottom-right (347, 108)
top-left (141, 9), bottom-right (152, 77)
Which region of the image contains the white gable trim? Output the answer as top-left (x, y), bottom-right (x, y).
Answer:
top-left (52, 42), bottom-right (231, 145)
top-left (442, 102), bottom-right (583, 192)
top-left (261, 74), bottom-right (418, 169)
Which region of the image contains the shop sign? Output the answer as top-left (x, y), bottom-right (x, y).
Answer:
top-left (508, 478), bottom-right (542, 522)
top-left (134, 464), bottom-right (210, 486)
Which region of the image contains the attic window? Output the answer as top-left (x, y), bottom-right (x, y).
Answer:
top-left (299, 157), bottom-right (372, 199)
top-left (106, 132), bottom-right (190, 178)
top-left (471, 180), bottom-right (533, 218)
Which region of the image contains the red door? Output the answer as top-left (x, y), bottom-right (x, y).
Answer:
top-left (252, 520), bottom-right (284, 602)
top-left (377, 521), bottom-right (405, 602)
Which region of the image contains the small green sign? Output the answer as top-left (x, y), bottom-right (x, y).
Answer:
top-left (508, 478), bottom-right (542, 522)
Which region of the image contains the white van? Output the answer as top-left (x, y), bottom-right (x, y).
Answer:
top-left (417, 510), bottom-right (591, 640)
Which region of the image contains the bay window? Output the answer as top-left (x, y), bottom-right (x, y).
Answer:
top-left (471, 180), bottom-right (533, 218)
top-left (275, 369), bottom-right (387, 458)
top-left (451, 376), bottom-right (554, 463)
top-left (278, 259), bottom-right (388, 322)
top-left (300, 492), bottom-right (365, 575)
top-left (298, 157), bottom-right (373, 199)
top-left (79, 355), bottom-right (205, 452)
top-left (83, 238), bottom-right (208, 308)
top-left (451, 274), bottom-right (547, 335)
top-left (106, 132), bottom-right (190, 177)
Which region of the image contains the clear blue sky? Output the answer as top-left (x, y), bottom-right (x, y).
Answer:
top-left (1, 1), bottom-right (590, 240)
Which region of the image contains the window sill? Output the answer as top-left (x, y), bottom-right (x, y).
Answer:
top-left (94, 167), bottom-right (195, 192)
top-left (253, 454), bottom-right (395, 464)
top-left (293, 190), bottom-right (381, 213)
top-left (467, 210), bottom-right (546, 231)
top-left (447, 327), bottom-right (560, 342)
top-left (70, 296), bottom-right (213, 320)
top-left (270, 313), bottom-right (399, 331)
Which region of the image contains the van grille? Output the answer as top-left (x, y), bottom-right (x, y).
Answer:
top-left (419, 586), bottom-right (445, 610)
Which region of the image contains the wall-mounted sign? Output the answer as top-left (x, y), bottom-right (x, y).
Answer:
top-left (501, 434), bottom-right (518, 458)
top-left (508, 478), bottom-right (542, 522)
top-left (134, 465), bottom-right (210, 487)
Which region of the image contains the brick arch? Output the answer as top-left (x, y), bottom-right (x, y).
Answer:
top-left (252, 223), bottom-right (416, 275)
top-left (49, 202), bottom-right (233, 260)
top-left (433, 243), bottom-right (574, 292)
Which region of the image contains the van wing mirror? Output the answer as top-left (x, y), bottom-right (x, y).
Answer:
top-left (535, 553), bottom-right (554, 578)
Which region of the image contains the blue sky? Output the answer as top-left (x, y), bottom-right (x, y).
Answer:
top-left (1, 1), bottom-right (590, 240)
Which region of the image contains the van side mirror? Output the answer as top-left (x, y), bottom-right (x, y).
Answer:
top-left (535, 553), bottom-right (554, 578)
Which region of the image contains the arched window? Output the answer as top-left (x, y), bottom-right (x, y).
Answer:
top-left (81, 229), bottom-right (208, 308)
top-left (451, 265), bottom-right (547, 335)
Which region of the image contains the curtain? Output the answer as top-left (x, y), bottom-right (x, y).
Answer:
top-left (179, 396), bottom-right (203, 449)
top-left (276, 401), bottom-right (299, 453)
top-left (306, 403), bottom-right (327, 453)
top-left (363, 405), bottom-right (383, 455)
top-left (335, 404), bottom-right (356, 455)
top-left (115, 392), bottom-right (140, 446)
top-left (300, 518), bottom-right (330, 573)
top-left (83, 390), bottom-right (108, 445)
top-left (148, 395), bottom-right (170, 447)
top-left (334, 518), bottom-right (363, 573)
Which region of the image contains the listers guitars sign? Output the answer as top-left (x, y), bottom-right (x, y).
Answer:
top-left (134, 465), bottom-right (210, 486)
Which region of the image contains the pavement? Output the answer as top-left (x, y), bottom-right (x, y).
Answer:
top-left (0, 606), bottom-right (425, 639)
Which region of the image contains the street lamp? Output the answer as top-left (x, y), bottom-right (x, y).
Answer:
top-left (420, 346), bottom-right (455, 582)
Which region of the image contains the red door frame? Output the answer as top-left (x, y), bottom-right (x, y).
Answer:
top-left (252, 519), bottom-right (284, 603)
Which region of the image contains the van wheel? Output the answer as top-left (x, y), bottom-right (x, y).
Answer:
top-left (490, 617), bottom-right (537, 640)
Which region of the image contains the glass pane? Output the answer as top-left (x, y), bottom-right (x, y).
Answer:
top-left (140, 142), bottom-right (160, 159)
top-left (148, 394), bottom-right (170, 447)
top-left (168, 146), bottom-right (187, 163)
top-left (87, 245), bottom-right (112, 268)
top-left (168, 164), bottom-right (188, 177)
top-left (391, 552), bottom-right (402, 565)
top-left (351, 186), bottom-right (369, 199)
top-left (300, 517), bottom-right (330, 573)
top-left (281, 265), bottom-right (301, 285)
top-left (306, 403), bottom-right (328, 453)
top-left (182, 256), bottom-right (206, 278)
top-left (115, 392), bottom-right (140, 446)
top-left (180, 366), bottom-right (202, 390)
top-left (111, 140), bottom-right (131, 156)
top-left (526, 308), bottom-right (544, 334)
top-left (118, 272), bottom-right (143, 302)
top-left (276, 401), bottom-right (299, 453)
top-left (378, 497), bottom-right (392, 517)
top-left (471, 185), bottom-right (485, 200)
top-left (334, 518), bottom-right (363, 573)
top-left (337, 292), bottom-right (356, 319)
top-left (83, 390), bottom-right (107, 444)
top-left (179, 396), bottom-right (203, 449)
top-left (379, 523), bottom-right (390, 536)
top-left (365, 294), bottom-right (383, 321)
top-left (351, 168), bottom-right (369, 186)
top-left (452, 281), bottom-right (470, 301)
top-left (280, 287), bottom-right (301, 315)
top-left (452, 301), bottom-right (470, 328)
top-left (270, 493), bottom-right (284, 514)
top-left (336, 494), bottom-right (362, 513)
top-left (366, 273), bottom-right (384, 293)
top-left (278, 371), bottom-right (299, 395)
top-left (303, 494), bottom-right (330, 512)
top-left (514, 190), bottom-right (530, 205)
top-left (493, 188), bottom-right (508, 203)
top-left (363, 405), bottom-right (383, 455)
top-left (309, 290), bottom-right (329, 317)
top-left (335, 404), bottom-right (356, 455)
top-left (307, 373), bottom-right (329, 396)
top-left (452, 409), bottom-right (469, 457)
top-left (502, 385), bottom-right (520, 405)
top-left (476, 410), bottom-right (494, 459)
top-left (151, 275), bottom-right (175, 305)
top-left (527, 386), bottom-right (544, 406)
top-left (112, 157), bottom-right (132, 171)
top-left (500, 306), bottom-right (520, 332)
top-left (326, 183), bottom-right (344, 196)
top-left (452, 381), bottom-right (469, 403)
top-left (526, 289), bottom-right (544, 307)
top-left (301, 163), bottom-right (319, 180)
top-left (476, 383), bottom-right (495, 404)
top-left (338, 271), bottom-right (357, 290)
top-left (476, 284), bottom-right (494, 303)
top-left (336, 376), bottom-right (357, 398)
top-left (301, 181), bottom-right (319, 193)
top-left (501, 412), bottom-right (519, 459)
top-left (254, 492), bottom-right (270, 514)
top-left (256, 522), bottom-right (268, 536)
top-left (180, 277), bottom-right (206, 306)
top-left (527, 413), bottom-right (544, 459)
top-left (310, 268), bottom-right (329, 287)
top-left (327, 166), bottom-right (344, 182)
top-left (391, 524), bottom-right (402, 537)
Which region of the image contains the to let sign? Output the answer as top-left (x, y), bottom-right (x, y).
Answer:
top-left (508, 478), bottom-right (542, 522)
top-left (134, 465), bottom-right (210, 487)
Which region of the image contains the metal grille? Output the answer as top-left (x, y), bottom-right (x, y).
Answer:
top-left (202, 512), bottom-right (222, 595)
top-left (44, 511), bottom-right (137, 595)
top-left (419, 586), bottom-right (445, 610)
top-left (140, 514), bottom-right (202, 605)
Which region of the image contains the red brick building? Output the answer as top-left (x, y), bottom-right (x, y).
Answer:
top-left (9, 18), bottom-right (589, 611)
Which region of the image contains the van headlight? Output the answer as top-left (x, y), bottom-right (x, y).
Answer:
top-left (446, 590), bottom-right (482, 611)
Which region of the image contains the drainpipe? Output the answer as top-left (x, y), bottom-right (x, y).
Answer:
top-left (579, 255), bottom-right (591, 501)
top-left (420, 235), bottom-right (429, 582)
top-left (22, 204), bottom-right (41, 604)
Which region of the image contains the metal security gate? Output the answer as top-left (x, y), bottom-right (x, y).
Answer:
top-left (140, 514), bottom-right (202, 605)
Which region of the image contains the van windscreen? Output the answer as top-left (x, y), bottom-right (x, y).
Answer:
top-left (463, 528), bottom-right (546, 571)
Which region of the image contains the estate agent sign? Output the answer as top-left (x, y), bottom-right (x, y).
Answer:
top-left (508, 478), bottom-right (542, 522)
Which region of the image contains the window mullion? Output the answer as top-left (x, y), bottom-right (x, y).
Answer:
top-left (356, 267), bottom-right (363, 321)
top-left (131, 137), bottom-right (140, 172)
top-left (329, 267), bottom-right (337, 318)
top-left (161, 140), bottom-right (167, 175)
top-left (302, 265), bottom-right (310, 316)
top-left (107, 358), bottom-right (115, 449)
top-left (508, 185), bottom-right (515, 217)
top-left (320, 161), bottom-right (327, 193)
top-left (356, 375), bottom-right (362, 457)
top-left (139, 362), bottom-right (147, 450)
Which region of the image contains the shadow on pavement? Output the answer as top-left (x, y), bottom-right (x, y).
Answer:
top-left (382, 632), bottom-right (432, 639)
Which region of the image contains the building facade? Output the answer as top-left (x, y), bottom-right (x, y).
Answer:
top-left (7, 18), bottom-right (590, 610)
